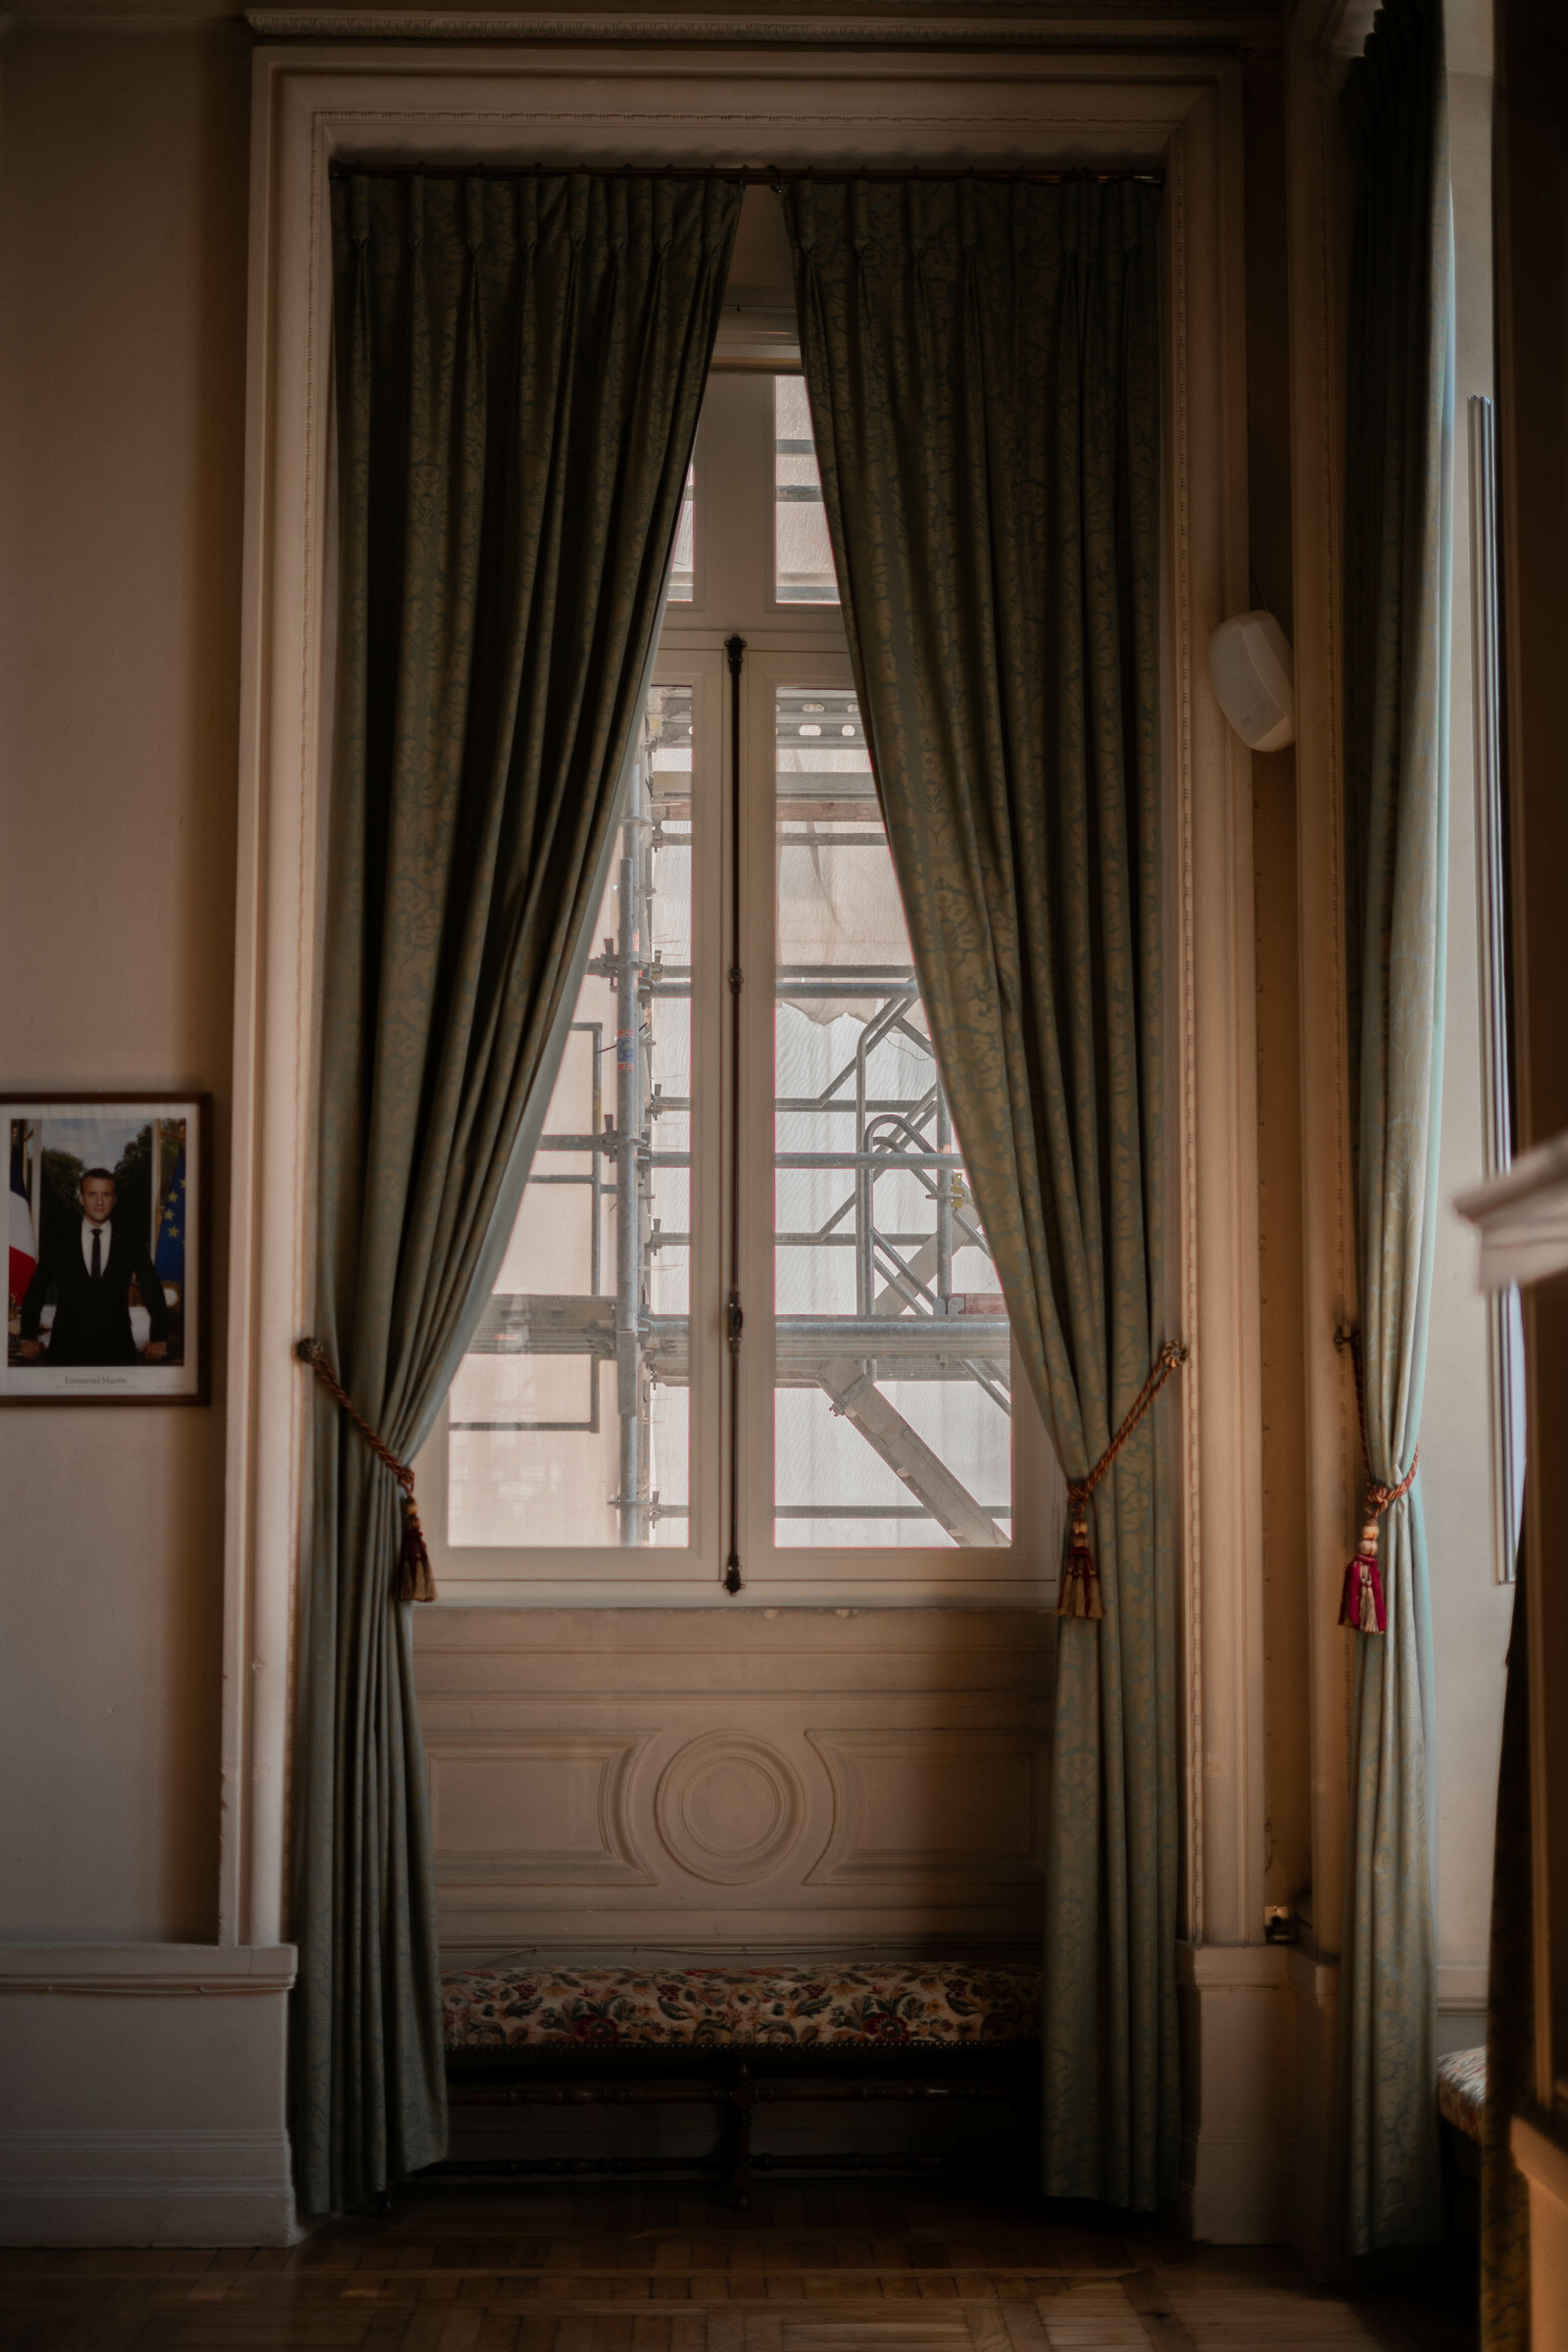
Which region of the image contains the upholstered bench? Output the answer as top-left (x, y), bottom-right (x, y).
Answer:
top-left (439, 1960), bottom-right (1041, 2200)
top-left (1438, 2045), bottom-right (1487, 2144)
top-left (1437, 2045), bottom-right (1487, 2238)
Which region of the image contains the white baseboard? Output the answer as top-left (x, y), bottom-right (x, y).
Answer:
top-left (0, 1944), bottom-right (298, 2246)
top-left (0, 2130), bottom-right (299, 2245)
top-left (1180, 2122), bottom-right (1294, 2243)
top-left (1176, 1940), bottom-right (1294, 2244)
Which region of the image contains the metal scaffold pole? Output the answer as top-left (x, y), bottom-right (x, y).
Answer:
top-left (613, 742), bottom-right (649, 1545)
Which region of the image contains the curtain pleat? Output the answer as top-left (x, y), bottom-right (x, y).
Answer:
top-left (294, 170), bottom-right (739, 2215)
top-left (781, 176), bottom-right (1176, 2208)
top-left (1339, 0), bottom-right (1451, 2257)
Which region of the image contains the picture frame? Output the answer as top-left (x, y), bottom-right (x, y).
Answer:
top-left (4, 1092), bottom-right (211, 1406)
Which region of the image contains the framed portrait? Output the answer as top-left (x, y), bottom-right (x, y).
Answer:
top-left (4, 1093), bottom-right (211, 1406)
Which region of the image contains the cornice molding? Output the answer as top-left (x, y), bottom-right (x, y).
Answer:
top-left (245, 8), bottom-right (1281, 47)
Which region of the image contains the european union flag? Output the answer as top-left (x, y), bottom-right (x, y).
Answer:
top-left (156, 1147), bottom-right (185, 1285)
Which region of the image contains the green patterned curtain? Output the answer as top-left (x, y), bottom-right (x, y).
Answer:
top-left (295, 170), bottom-right (738, 2215)
top-left (1482, 1548), bottom-right (1532, 2352)
top-left (1339, 0), bottom-right (1451, 2257)
top-left (782, 177), bottom-right (1176, 2208)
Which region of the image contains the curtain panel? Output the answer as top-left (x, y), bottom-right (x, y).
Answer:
top-left (1482, 1549), bottom-right (1532, 2352)
top-left (295, 169), bottom-right (739, 2215)
top-left (1338, 0), bottom-right (1452, 2258)
top-left (782, 176), bottom-right (1177, 2209)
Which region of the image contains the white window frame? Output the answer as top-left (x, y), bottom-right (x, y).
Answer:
top-left (423, 367), bottom-right (1060, 1605)
top-left (223, 28), bottom-right (1263, 1984)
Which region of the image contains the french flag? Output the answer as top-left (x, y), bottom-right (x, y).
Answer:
top-left (9, 1127), bottom-right (35, 1315)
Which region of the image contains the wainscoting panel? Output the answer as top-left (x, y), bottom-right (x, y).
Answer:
top-left (804, 1727), bottom-right (1044, 1887)
top-left (414, 1607), bottom-right (1053, 1962)
top-left (427, 1733), bottom-right (659, 1890)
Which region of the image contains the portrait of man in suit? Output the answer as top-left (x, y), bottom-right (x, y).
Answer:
top-left (18, 1167), bottom-right (170, 1367)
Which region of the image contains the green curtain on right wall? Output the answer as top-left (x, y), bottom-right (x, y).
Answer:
top-left (1339, 0), bottom-right (1452, 2257)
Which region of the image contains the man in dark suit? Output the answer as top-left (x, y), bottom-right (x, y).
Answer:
top-left (18, 1167), bottom-right (170, 1367)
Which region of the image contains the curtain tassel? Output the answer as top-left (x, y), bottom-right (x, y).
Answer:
top-left (296, 1337), bottom-right (439, 1604)
top-left (1339, 1521), bottom-right (1388, 1634)
top-left (1057, 1505), bottom-right (1103, 1619)
top-left (396, 1493), bottom-right (437, 1605)
top-left (1055, 1343), bottom-right (1187, 1623)
top-left (1333, 1326), bottom-right (1416, 1638)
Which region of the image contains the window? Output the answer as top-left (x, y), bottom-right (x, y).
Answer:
top-left (773, 375), bottom-right (837, 604)
top-left (769, 676), bottom-right (1012, 1548)
top-left (422, 368), bottom-right (1058, 1602)
top-left (447, 684), bottom-right (697, 1549)
top-left (667, 465), bottom-right (696, 604)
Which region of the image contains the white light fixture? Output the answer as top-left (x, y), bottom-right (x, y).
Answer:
top-left (1205, 611), bottom-right (1296, 752)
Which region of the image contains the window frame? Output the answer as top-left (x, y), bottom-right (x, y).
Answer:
top-left (224, 34), bottom-right (1260, 1953)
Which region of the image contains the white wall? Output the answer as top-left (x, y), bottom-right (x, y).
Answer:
top-left (0, 12), bottom-right (248, 1943)
top-left (0, 13), bottom-right (294, 2244)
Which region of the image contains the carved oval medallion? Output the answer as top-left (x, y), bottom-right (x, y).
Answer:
top-left (654, 1732), bottom-right (805, 1886)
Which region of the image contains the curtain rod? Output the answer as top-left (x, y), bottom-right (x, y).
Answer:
top-left (326, 160), bottom-right (1162, 187)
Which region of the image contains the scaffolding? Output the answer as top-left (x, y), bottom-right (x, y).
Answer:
top-left (461, 685), bottom-right (1012, 1550)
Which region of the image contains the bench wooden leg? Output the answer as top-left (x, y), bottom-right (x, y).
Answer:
top-left (719, 2061), bottom-right (754, 2209)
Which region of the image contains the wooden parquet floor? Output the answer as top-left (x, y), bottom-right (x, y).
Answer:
top-left (0, 2181), bottom-right (1476, 2352)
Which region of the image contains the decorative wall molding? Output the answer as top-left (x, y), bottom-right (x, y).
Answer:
top-left (3, 10), bottom-right (243, 27)
top-left (415, 1610), bottom-right (1050, 1946)
top-left (804, 1727), bottom-right (1042, 1886)
top-left (428, 1732), bottom-right (658, 1886)
top-left (655, 1732), bottom-right (807, 1885)
top-left (0, 1944), bottom-right (297, 1996)
top-left (244, 9), bottom-right (1285, 44)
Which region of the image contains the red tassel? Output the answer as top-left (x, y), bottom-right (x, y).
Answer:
top-left (394, 1494), bottom-right (437, 1604)
top-left (1056, 1506), bottom-right (1104, 1621)
top-left (1338, 1519), bottom-right (1386, 1634)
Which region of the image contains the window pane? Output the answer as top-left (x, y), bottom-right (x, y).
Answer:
top-left (772, 684), bottom-right (1012, 1547)
top-left (774, 376), bottom-right (839, 605)
top-left (666, 464), bottom-right (695, 604)
top-left (448, 683), bottom-right (695, 1548)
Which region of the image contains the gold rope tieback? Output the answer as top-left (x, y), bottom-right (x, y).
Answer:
top-left (296, 1339), bottom-right (437, 1604)
top-left (1332, 1326), bottom-right (1417, 1637)
top-left (1056, 1342), bottom-right (1188, 1623)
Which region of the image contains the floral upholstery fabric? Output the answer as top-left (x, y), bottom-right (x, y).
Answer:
top-left (1438, 2046), bottom-right (1488, 2144)
top-left (443, 1962), bottom-right (1041, 2051)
